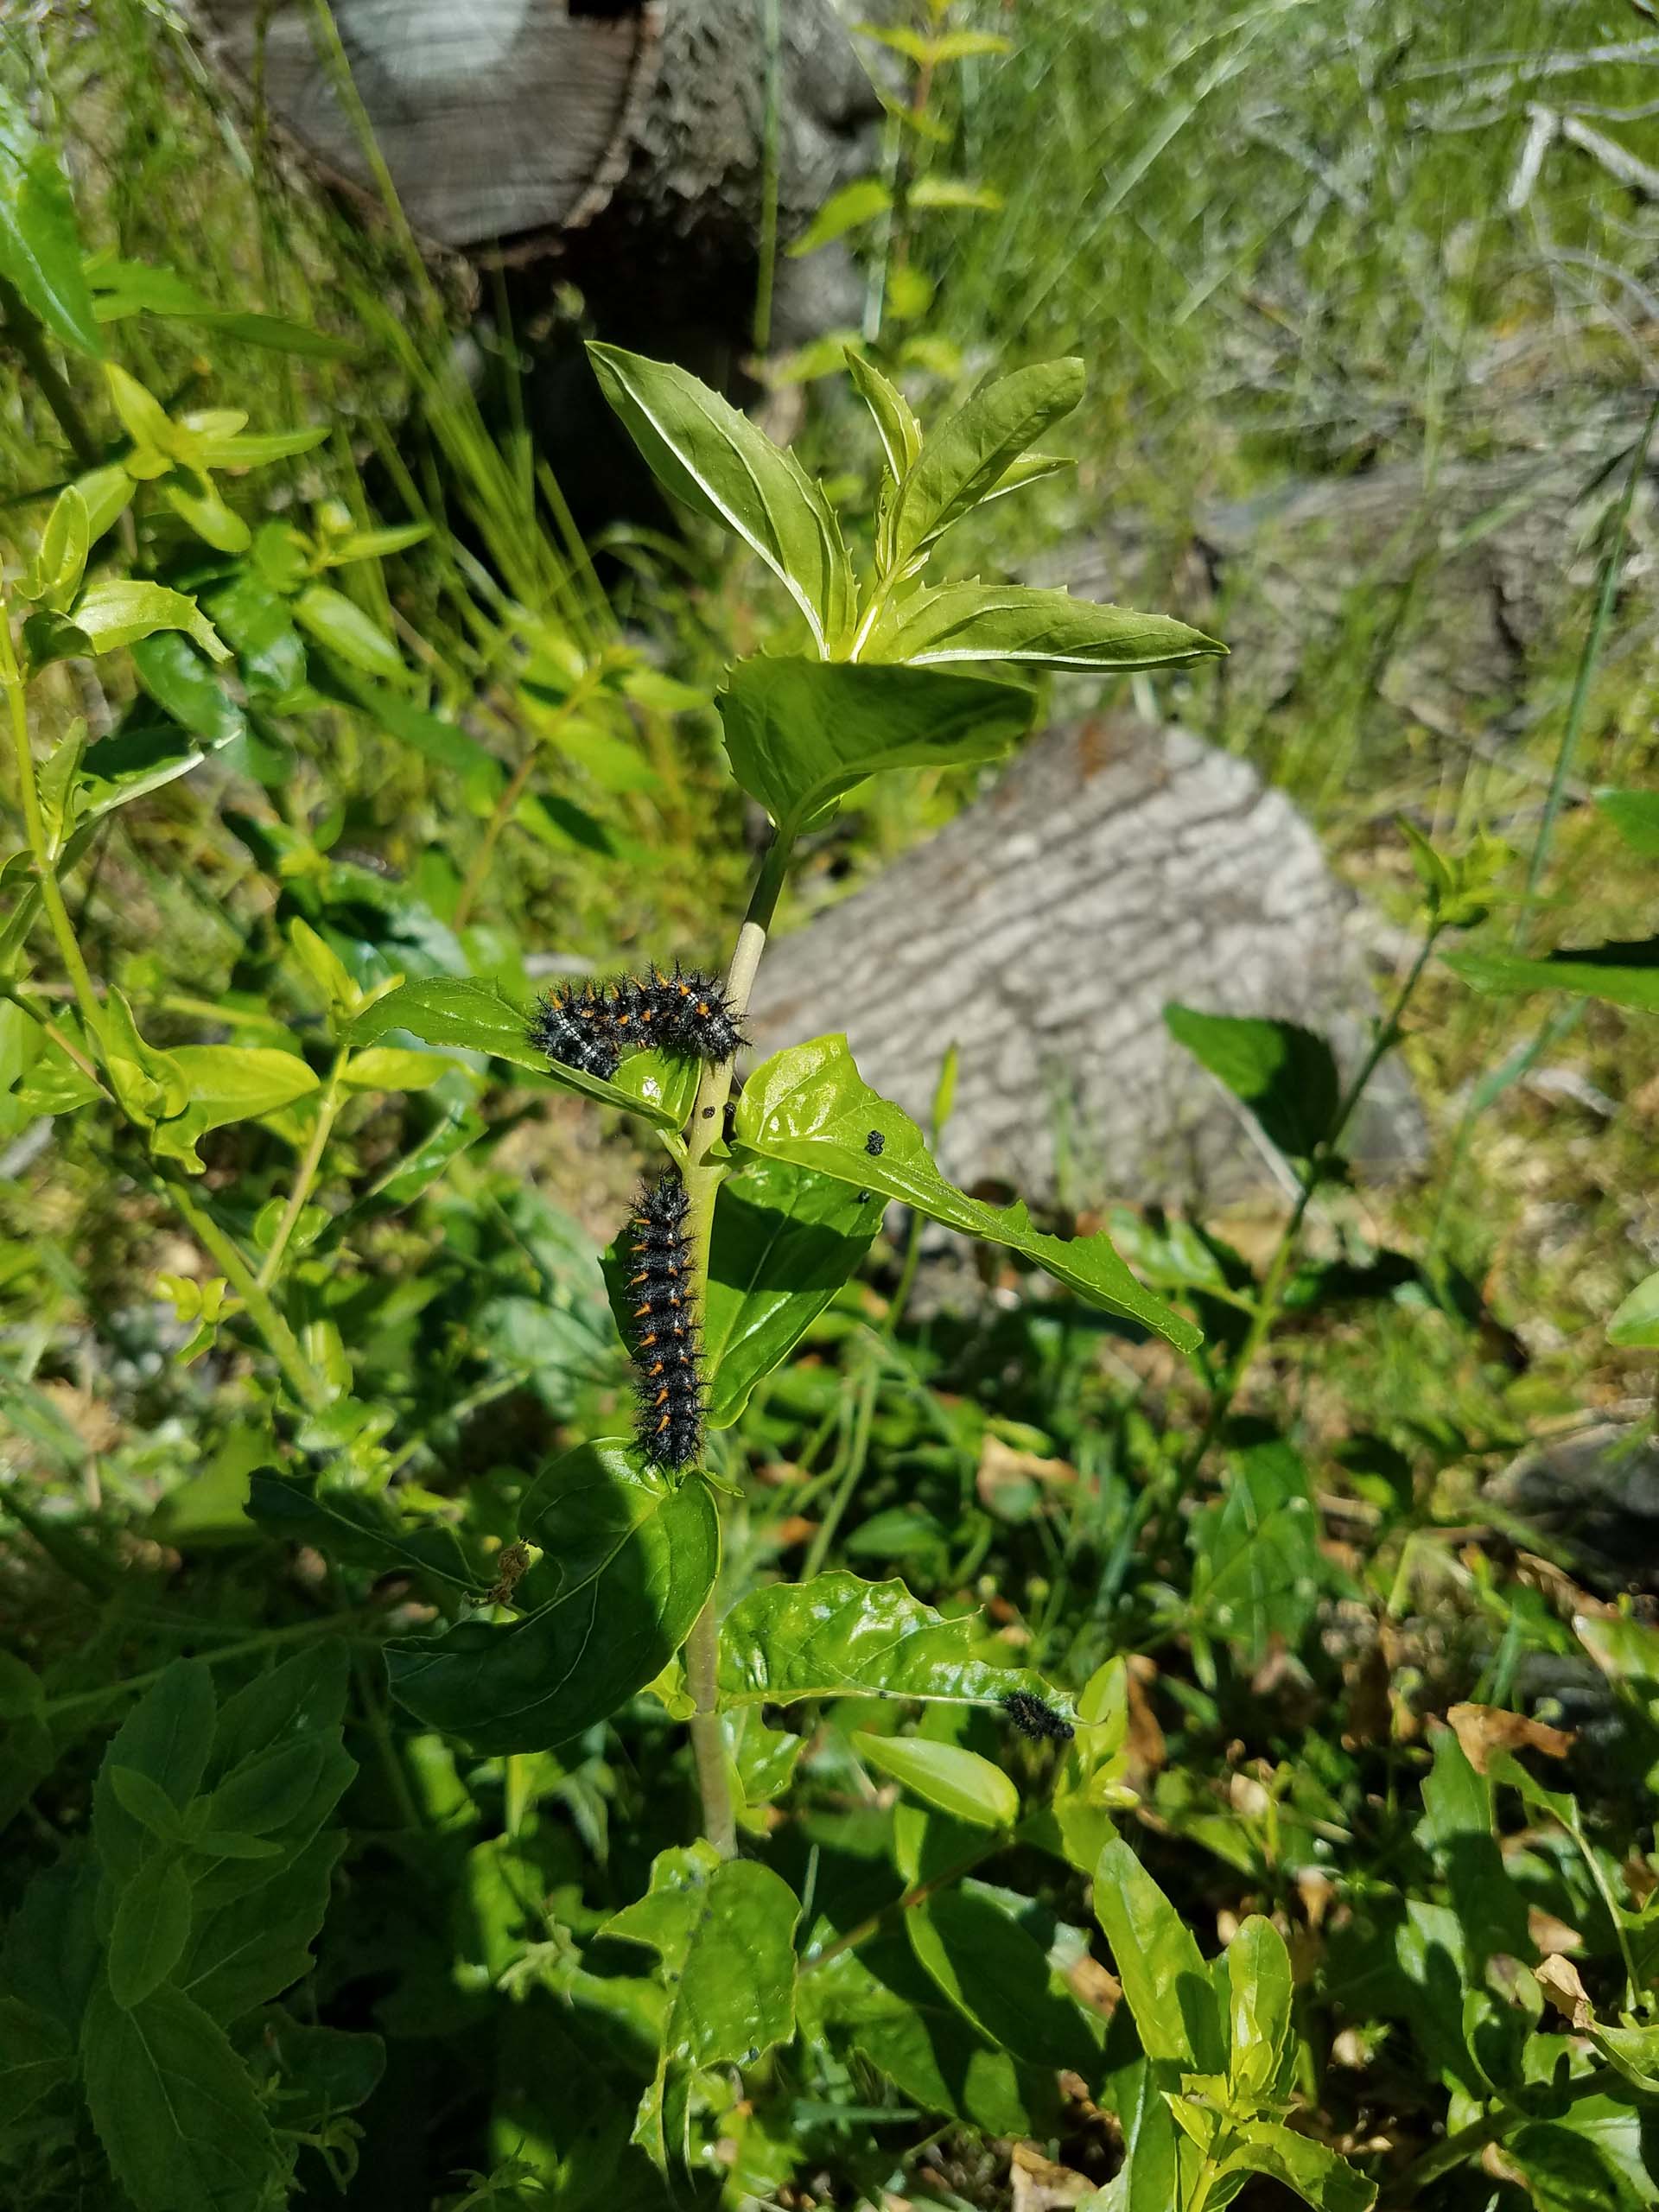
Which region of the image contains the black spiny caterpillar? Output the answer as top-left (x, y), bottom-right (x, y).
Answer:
top-left (626, 1170), bottom-right (704, 1471)
top-left (531, 964), bottom-right (746, 1083)
top-left (1001, 1689), bottom-right (1075, 1744)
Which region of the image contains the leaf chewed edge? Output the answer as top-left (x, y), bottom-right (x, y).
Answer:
top-left (734, 1034), bottom-right (1200, 1352)
top-left (718, 1570), bottom-right (1076, 1719)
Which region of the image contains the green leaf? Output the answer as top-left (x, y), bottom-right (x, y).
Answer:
top-left (1222, 2120), bottom-right (1376, 2211)
top-left (787, 176), bottom-right (894, 256)
top-left (342, 975), bottom-right (698, 1129)
top-left (81, 1979), bottom-right (279, 2212)
top-left (1446, 942), bottom-right (1659, 1014)
top-left (0, 1996), bottom-right (73, 2129)
top-left (245, 1469), bottom-right (477, 1594)
top-left (164, 1046), bottom-right (318, 1124)
top-left (1164, 1004), bottom-right (1342, 1160)
top-left (1608, 1269), bottom-right (1659, 1349)
top-left (719, 652), bottom-right (1031, 838)
top-left (1187, 1434), bottom-right (1329, 1666)
top-left (734, 1033), bottom-right (1199, 1348)
top-left (604, 1842), bottom-right (799, 2173)
top-left (386, 1441), bottom-right (720, 1753)
top-left (1094, 1835), bottom-right (1225, 2071)
top-left (908, 175), bottom-right (1003, 211)
top-left (1508, 2097), bottom-right (1655, 2212)
top-left (718, 1569), bottom-right (1074, 1715)
top-left (93, 1660), bottom-right (216, 1887)
top-left (1227, 1916), bottom-right (1294, 2097)
top-left (906, 1885), bottom-right (1100, 2073)
top-left (0, 118), bottom-right (104, 356)
top-left (846, 348), bottom-right (923, 481)
top-left (320, 664), bottom-right (503, 789)
top-left (798, 1936), bottom-right (1039, 2135)
top-left (108, 1854), bottom-right (194, 2009)
top-left (131, 631), bottom-right (248, 746)
top-left (18, 484), bottom-right (90, 609)
top-left (869, 582), bottom-right (1224, 672)
top-left (1417, 1726), bottom-right (1532, 1971)
top-left (180, 1832), bottom-right (346, 2024)
top-left (852, 1731), bottom-right (1018, 1827)
top-left (108, 1765), bottom-right (194, 1846)
top-left (1597, 789), bottom-right (1659, 857)
top-left (162, 471), bottom-right (251, 554)
top-left (73, 462), bottom-right (137, 542)
top-left (588, 341), bottom-right (854, 652)
top-left (891, 358), bottom-right (1083, 568)
top-left (67, 579), bottom-right (229, 664)
top-left (702, 1157), bottom-right (884, 1427)
top-left (291, 583), bottom-right (406, 682)
top-left (84, 253), bottom-right (358, 357)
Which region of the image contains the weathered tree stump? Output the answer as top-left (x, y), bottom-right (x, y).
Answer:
top-left (747, 717), bottom-right (1424, 1209)
top-left (192, 0), bottom-right (879, 267)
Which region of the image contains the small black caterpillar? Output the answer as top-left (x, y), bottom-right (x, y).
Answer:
top-left (626, 1171), bottom-right (704, 1472)
top-left (1001, 1690), bottom-right (1075, 1744)
top-left (530, 964), bottom-right (746, 1084)
top-left (865, 1128), bottom-right (886, 1157)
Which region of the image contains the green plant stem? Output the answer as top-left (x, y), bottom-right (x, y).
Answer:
top-left (1515, 388), bottom-right (1659, 949)
top-left (39, 1612), bottom-right (376, 1722)
top-left (802, 1357), bottom-right (879, 1580)
top-left (801, 1834), bottom-right (1006, 1976)
top-left (1137, 925), bottom-right (1442, 1573)
top-left (154, 1166), bottom-right (333, 1414)
top-left (681, 827), bottom-right (795, 1859)
top-left (257, 1046), bottom-right (350, 1288)
top-left (1384, 2067), bottom-right (1616, 2204)
top-left (2, 630), bottom-right (109, 1051)
top-left (453, 667), bottom-right (604, 927)
top-left (0, 276), bottom-right (100, 467)
top-left (752, 0), bottom-right (783, 353)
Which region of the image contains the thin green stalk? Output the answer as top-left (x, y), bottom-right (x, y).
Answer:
top-left (681, 828), bottom-right (795, 1857)
top-left (1136, 925), bottom-right (1442, 1574)
top-left (40, 1612), bottom-right (374, 1722)
top-left (801, 1357), bottom-right (879, 1580)
top-left (752, 0), bottom-right (784, 353)
top-left (257, 1046), bottom-right (351, 1289)
top-left (2, 621), bottom-right (108, 1051)
top-left (1515, 388), bottom-right (1659, 948)
top-left (155, 1167), bottom-right (333, 1414)
top-left (0, 276), bottom-right (100, 467)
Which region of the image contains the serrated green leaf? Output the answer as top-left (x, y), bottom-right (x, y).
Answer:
top-left (846, 349), bottom-right (923, 481)
top-left (870, 582), bottom-right (1224, 672)
top-left (0, 1996), bottom-right (74, 2129)
top-left (81, 1979), bottom-right (280, 2212)
top-left (386, 1441), bottom-right (719, 1753)
top-left (93, 1661), bottom-right (216, 1886)
top-left (852, 1732), bottom-right (1019, 1827)
top-left (108, 1853), bottom-right (194, 2009)
top-left (891, 358), bottom-right (1083, 568)
top-left (718, 1569), bottom-right (1075, 1714)
top-left (718, 654), bottom-right (1032, 837)
top-left (1222, 2120), bottom-right (1376, 2211)
top-left (589, 342), bottom-right (854, 652)
top-left (604, 1842), bottom-right (799, 2175)
top-left (180, 1832), bottom-right (346, 2024)
top-left (108, 1765), bottom-right (194, 1846)
top-left (67, 579), bottom-right (229, 664)
top-left (734, 1033), bottom-right (1198, 1347)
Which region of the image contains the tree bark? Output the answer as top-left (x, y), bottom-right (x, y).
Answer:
top-left (747, 717), bottom-right (1425, 1210)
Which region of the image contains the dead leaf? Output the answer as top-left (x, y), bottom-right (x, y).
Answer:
top-left (1126, 1656), bottom-right (1166, 1783)
top-left (1448, 1703), bottom-right (1576, 1776)
top-left (1515, 1551), bottom-right (1617, 1622)
top-left (1527, 1906), bottom-right (1583, 1956)
top-left (1010, 2142), bottom-right (1094, 2212)
top-left (976, 1433), bottom-right (1077, 1515)
top-left (1535, 1953), bottom-right (1592, 2030)
top-left (1065, 1954), bottom-right (1122, 2019)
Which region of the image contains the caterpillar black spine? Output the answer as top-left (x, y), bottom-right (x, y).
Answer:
top-left (528, 981), bottom-right (622, 1080)
top-left (626, 1170), bottom-right (704, 1471)
top-left (1001, 1690), bottom-right (1075, 1744)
